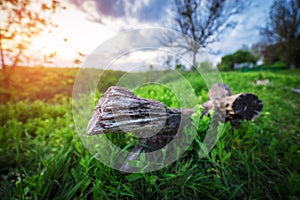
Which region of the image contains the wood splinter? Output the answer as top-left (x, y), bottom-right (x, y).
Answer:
top-left (86, 83), bottom-right (263, 171)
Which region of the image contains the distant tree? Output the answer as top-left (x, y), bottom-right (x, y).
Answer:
top-left (261, 43), bottom-right (284, 65)
top-left (0, 0), bottom-right (64, 96)
top-left (198, 61), bottom-right (214, 72)
top-left (169, 0), bottom-right (249, 70)
top-left (261, 0), bottom-right (300, 68)
top-left (250, 42), bottom-right (266, 57)
top-left (217, 62), bottom-right (232, 71)
top-left (219, 50), bottom-right (258, 70)
top-left (175, 63), bottom-right (186, 70)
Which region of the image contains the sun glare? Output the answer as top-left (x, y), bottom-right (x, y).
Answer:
top-left (32, 34), bottom-right (74, 59)
top-left (29, 2), bottom-right (116, 67)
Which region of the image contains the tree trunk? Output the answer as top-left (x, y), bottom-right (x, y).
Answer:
top-left (191, 48), bottom-right (197, 71)
top-left (1, 68), bottom-right (12, 103)
top-left (0, 31), bottom-right (10, 103)
top-left (87, 84), bottom-right (263, 171)
top-left (0, 49), bottom-right (22, 103)
top-left (87, 83), bottom-right (262, 136)
top-left (87, 84), bottom-right (264, 135)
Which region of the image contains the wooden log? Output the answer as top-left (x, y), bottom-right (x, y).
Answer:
top-left (87, 84), bottom-right (263, 136)
top-left (87, 86), bottom-right (186, 137)
top-left (86, 84), bottom-right (263, 171)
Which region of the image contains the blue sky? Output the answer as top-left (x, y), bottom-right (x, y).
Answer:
top-left (35, 0), bottom-right (274, 68)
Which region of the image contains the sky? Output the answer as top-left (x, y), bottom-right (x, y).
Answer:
top-left (30, 0), bottom-right (274, 70)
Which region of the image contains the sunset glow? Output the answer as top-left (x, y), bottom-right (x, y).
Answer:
top-left (29, 3), bottom-right (116, 66)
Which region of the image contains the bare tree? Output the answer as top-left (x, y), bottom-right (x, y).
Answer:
top-left (261, 0), bottom-right (300, 68)
top-left (169, 0), bottom-right (249, 70)
top-left (0, 0), bottom-right (64, 99)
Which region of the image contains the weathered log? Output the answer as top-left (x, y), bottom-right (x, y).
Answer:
top-left (87, 84), bottom-right (262, 136)
top-left (87, 86), bottom-right (185, 137)
top-left (86, 84), bottom-right (263, 171)
top-left (204, 83), bottom-right (263, 127)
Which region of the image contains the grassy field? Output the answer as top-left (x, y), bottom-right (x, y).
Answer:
top-left (0, 67), bottom-right (300, 199)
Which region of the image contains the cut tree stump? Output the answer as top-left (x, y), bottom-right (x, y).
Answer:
top-left (86, 83), bottom-right (263, 171)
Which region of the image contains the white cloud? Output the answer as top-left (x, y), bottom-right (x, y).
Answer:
top-left (48, 0), bottom-right (274, 68)
top-left (212, 1), bottom-right (273, 58)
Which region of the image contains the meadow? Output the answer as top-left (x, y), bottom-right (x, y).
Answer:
top-left (0, 67), bottom-right (299, 199)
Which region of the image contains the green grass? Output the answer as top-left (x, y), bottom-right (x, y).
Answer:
top-left (0, 68), bottom-right (300, 199)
